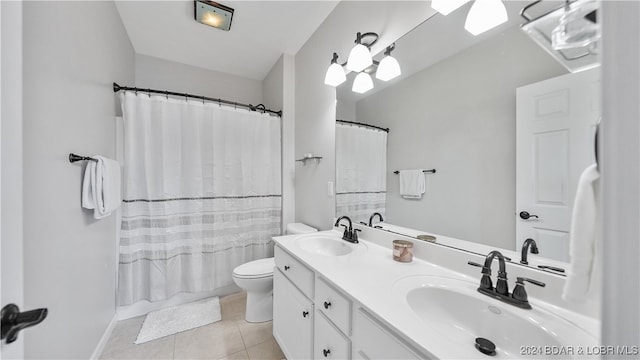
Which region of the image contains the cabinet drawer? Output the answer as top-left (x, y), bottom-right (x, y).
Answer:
top-left (275, 245), bottom-right (314, 298)
top-left (314, 311), bottom-right (350, 360)
top-left (315, 277), bottom-right (351, 335)
top-left (352, 308), bottom-right (422, 360)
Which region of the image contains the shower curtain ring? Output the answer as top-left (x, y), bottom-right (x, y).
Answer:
top-left (147, 88), bottom-right (151, 97)
top-left (202, 96), bottom-right (205, 104)
top-left (218, 99), bottom-right (221, 107)
top-left (165, 91), bottom-right (169, 99)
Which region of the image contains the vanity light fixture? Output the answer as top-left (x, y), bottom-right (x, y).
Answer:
top-left (431, 0), bottom-right (471, 16)
top-left (325, 31), bottom-right (397, 93)
top-left (376, 44), bottom-right (401, 81)
top-left (464, 0), bottom-right (508, 36)
top-left (194, 0), bottom-right (234, 31)
top-left (352, 72), bottom-right (374, 94)
top-left (324, 53), bottom-right (347, 86)
top-left (346, 32), bottom-right (379, 72)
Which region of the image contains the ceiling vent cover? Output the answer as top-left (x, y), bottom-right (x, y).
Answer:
top-left (195, 0), bottom-right (234, 31)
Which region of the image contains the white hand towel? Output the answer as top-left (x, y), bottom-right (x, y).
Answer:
top-left (399, 169), bottom-right (426, 199)
top-left (81, 156), bottom-right (122, 219)
top-left (562, 164), bottom-right (600, 303)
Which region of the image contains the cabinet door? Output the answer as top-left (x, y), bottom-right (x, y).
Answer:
top-left (273, 268), bottom-right (314, 359)
top-left (352, 308), bottom-right (422, 360)
top-left (314, 311), bottom-right (350, 360)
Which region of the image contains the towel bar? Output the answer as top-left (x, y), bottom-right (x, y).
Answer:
top-left (69, 153), bottom-right (97, 163)
top-left (393, 169), bottom-right (436, 174)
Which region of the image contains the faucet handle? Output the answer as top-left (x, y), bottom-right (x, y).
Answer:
top-left (517, 277), bottom-right (546, 287)
top-left (468, 261), bottom-right (483, 268)
top-left (353, 229), bottom-right (361, 243)
top-left (359, 221), bottom-right (368, 226)
top-left (512, 277), bottom-right (545, 303)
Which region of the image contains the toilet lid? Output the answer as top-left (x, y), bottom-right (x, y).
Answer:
top-left (233, 257), bottom-right (275, 278)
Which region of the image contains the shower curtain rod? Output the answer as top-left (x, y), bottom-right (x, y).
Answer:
top-left (336, 119), bottom-right (389, 133)
top-left (112, 83), bottom-right (282, 117)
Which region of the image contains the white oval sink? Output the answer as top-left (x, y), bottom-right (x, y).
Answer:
top-left (394, 276), bottom-right (597, 358)
top-left (295, 234), bottom-right (365, 256)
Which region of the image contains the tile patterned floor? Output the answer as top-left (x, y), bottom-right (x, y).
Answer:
top-left (100, 292), bottom-right (285, 360)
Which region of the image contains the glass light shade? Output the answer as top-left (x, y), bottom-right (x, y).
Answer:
top-left (324, 63), bottom-right (346, 86)
top-left (376, 55), bottom-right (401, 81)
top-left (352, 72), bottom-right (374, 94)
top-left (464, 0), bottom-right (508, 36)
top-left (346, 44), bottom-right (373, 72)
top-left (551, 1), bottom-right (600, 50)
top-left (431, 0), bottom-right (470, 15)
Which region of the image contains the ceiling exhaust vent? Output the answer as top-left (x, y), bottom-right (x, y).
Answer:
top-left (520, 0), bottom-right (600, 73)
top-left (195, 0), bottom-right (234, 32)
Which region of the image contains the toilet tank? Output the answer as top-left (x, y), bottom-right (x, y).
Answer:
top-left (286, 223), bottom-right (317, 235)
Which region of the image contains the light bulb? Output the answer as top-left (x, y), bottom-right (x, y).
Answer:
top-left (464, 0), bottom-right (508, 36)
top-left (376, 55), bottom-right (401, 81)
top-left (324, 62), bottom-right (346, 86)
top-left (431, 0), bottom-right (471, 15)
top-left (346, 43), bottom-right (373, 72)
top-left (352, 72), bottom-right (374, 94)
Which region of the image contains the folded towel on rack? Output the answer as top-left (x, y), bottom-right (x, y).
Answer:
top-left (82, 155), bottom-right (121, 219)
top-left (562, 164), bottom-right (600, 303)
top-left (399, 169), bottom-right (425, 199)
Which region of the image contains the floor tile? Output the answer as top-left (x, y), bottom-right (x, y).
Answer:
top-left (221, 292), bottom-right (247, 321)
top-left (217, 349), bottom-right (250, 360)
top-left (100, 292), bottom-right (284, 360)
top-left (237, 321), bottom-right (273, 348)
top-left (174, 320), bottom-right (245, 359)
top-left (100, 335), bottom-right (175, 360)
top-left (246, 338), bottom-right (285, 360)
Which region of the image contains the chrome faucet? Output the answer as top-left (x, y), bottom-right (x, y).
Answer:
top-left (368, 212), bottom-right (384, 227)
top-left (468, 250), bottom-right (545, 309)
top-left (334, 216), bottom-right (359, 243)
top-left (520, 238), bottom-right (539, 265)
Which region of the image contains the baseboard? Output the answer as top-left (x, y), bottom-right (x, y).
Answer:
top-left (90, 314), bottom-right (118, 360)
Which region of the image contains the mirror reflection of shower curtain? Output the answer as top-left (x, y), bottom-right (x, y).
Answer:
top-left (335, 123), bottom-right (387, 224)
top-left (117, 92), bottom-right (282, 306)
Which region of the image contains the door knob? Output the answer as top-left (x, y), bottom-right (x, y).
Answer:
top-left (519, 211), bottom-right (539, 220)
top-left (1, 304), bottom-right (48, 344)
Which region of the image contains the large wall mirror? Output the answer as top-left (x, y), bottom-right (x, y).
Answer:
top-left (335, 1), bottom-right (601, 268)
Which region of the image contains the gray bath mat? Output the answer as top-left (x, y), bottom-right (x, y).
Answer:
top-left (135, 297), bottom-right (221, 344)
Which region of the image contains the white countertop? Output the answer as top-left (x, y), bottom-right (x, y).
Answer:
top-left (273, 229), bottom-right (600, 359)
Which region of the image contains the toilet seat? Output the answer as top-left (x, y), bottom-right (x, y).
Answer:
top-left (233, 258), bottom-right (275, 279)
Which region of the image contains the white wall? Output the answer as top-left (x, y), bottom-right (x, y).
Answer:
top-left (295, 1), bottom-right (434, 230)
top-left (601, 1), bottom-right (640, 352)
top-left (336, 99), bottom-right (356, 121)
top-left (135, 54), bottom-right (262, 105)
top-left (355, 27), bottom-right (566, 250)
top-left (263, 55), bottom-right (296, 231)
top-left (22, 2), bottom-right (134, 358)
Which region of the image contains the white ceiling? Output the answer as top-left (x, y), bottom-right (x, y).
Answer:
top-left (115, 0), bottom-right (339, 80)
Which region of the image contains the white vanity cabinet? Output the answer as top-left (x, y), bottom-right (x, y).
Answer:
top-left (274, 244), bottom-right (422, 359)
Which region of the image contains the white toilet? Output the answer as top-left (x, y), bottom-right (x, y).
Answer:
top-left (232, 222), bottom-right (317, 322)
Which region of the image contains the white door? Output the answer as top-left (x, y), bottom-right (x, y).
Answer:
top-left (516, 68), bottom-right (600, 262)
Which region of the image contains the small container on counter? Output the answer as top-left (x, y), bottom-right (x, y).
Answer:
top-left (392, 240), bottom-right (414, 263)
top-left (417, 234), bottom-right (437, 243)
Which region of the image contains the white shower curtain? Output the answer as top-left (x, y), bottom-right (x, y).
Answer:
top-left (118, 92), bottom-right (281, 306)
top-left (335, 123), bottom-right (387, 224)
